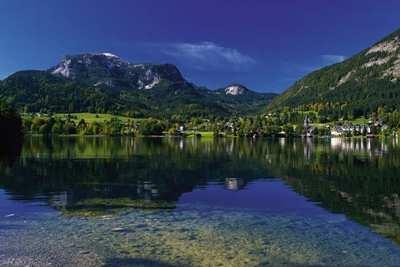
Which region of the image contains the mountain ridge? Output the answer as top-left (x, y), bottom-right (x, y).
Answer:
top-left (48, 53), bottom-right (189, 90)
top-left (268, 28), bottom-right (400, 116)
top-left (0, 53), bottom-right (276, 118)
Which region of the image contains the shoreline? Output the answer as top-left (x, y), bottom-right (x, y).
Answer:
top-left (22, 133), bottom-right (391, 139)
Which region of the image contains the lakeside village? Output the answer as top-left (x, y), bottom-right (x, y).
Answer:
top-left (216, 115), bottom-right (390, 138)
top-left (301, 116), bottom-right (388, 138)
top-left (21, 110), bottom-right (397, 138)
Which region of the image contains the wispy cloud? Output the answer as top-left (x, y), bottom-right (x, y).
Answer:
top-left (321, 54), bottom-right (346, 65)
top-left (161, 42), bottom-right (256, 71)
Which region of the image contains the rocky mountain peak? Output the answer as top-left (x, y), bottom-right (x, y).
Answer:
top-left (49, 53), bottom-right (127, 80)
top-left (48, 53), bottom-right (186, 90)
top-left (224, 84), bottom-right (249, 95)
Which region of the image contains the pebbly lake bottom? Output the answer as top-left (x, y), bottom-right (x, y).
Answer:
top-left (1, 181), bottom-right (400, 267)
top-left (1, 136), bottom-right (400, 266)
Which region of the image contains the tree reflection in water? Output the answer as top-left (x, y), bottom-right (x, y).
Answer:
top-left (1, 136), bottom-right (400, 242)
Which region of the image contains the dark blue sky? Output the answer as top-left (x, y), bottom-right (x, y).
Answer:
top-left (1, 0), bottom-right (399, 93)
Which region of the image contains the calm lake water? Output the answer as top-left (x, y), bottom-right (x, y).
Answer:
top-left (1, 136), bottom-right (400, 266)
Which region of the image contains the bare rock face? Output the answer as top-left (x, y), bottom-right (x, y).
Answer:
top-left (335, 35), bottom-right (400, 87)
top-left (224, 84), bottom-right (248, 95)
top-left (365, 36), bottom-right (400, 80)
top-left (49, 53), bottom-right (186, 90)
top-left (366, 36), bottom-right (400, 55)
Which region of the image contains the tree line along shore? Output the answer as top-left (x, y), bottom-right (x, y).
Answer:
top-left (16, 108), bottom-right (400, 138)
top-left (2, 99), bottom-right (400, 139)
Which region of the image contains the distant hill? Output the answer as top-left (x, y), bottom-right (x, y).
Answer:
top-left (0, 53), bottom-right (276, 119)
top-left (268, 28), bottom-right (400, 116)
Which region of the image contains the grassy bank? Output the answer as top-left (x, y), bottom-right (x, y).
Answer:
top-left (53, 113), bottom-right (134, 123)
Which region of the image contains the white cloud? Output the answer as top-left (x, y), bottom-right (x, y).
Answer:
top-left (161, 42), bottom-right (256, 71)
top-left (321, 54), bottom-right (346, 64)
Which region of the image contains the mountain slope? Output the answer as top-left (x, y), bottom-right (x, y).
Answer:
top-left (269, 28), bottom-right (400, 115)
top-left (0, 53), bottom-right (276, 118)
top-left (49, 53), bottom-right (188, 90)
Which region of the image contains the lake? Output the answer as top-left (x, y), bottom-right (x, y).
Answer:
top-left (1, 136), bottom-right (400, 266)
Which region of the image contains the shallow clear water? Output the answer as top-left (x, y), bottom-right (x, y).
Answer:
top-left (1, 136), bottom-right (400, 266)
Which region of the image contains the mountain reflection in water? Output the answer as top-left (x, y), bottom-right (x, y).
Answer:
top-left (1, 136), bottom-right (400, 243)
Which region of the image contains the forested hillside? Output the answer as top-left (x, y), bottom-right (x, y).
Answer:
top-left (0, 53), bottom-right (276, 119)
top-left (269, 28), bottom-right (400, 118)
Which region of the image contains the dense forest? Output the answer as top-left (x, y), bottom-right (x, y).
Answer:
top-left (268, 28), bottom-right (400, 118)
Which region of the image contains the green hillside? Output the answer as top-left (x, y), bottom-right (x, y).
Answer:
top-left (268, 28), bottom-right (400, 117)
top-left (0, 53), bottom-right (276, 119)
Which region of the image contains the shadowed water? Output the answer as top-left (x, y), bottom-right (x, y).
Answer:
top-left (1, 136), bottom-right (400, 266)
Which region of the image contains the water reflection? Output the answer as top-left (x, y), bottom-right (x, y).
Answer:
top-left (225, 178), bottom-right (246, 191)
top-left (1, 136), bottom-right (400, 243)
top-left (0, 136), bottom-right (22, 167)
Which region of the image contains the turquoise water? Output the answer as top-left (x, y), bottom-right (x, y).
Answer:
top-left (1, 137), bottom-right (400, 266)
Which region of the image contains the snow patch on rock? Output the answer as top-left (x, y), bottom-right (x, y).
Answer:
top-left (225, 85), bottom-right (246, 95)
top-left (100, 52), bottom-right (119, 58)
